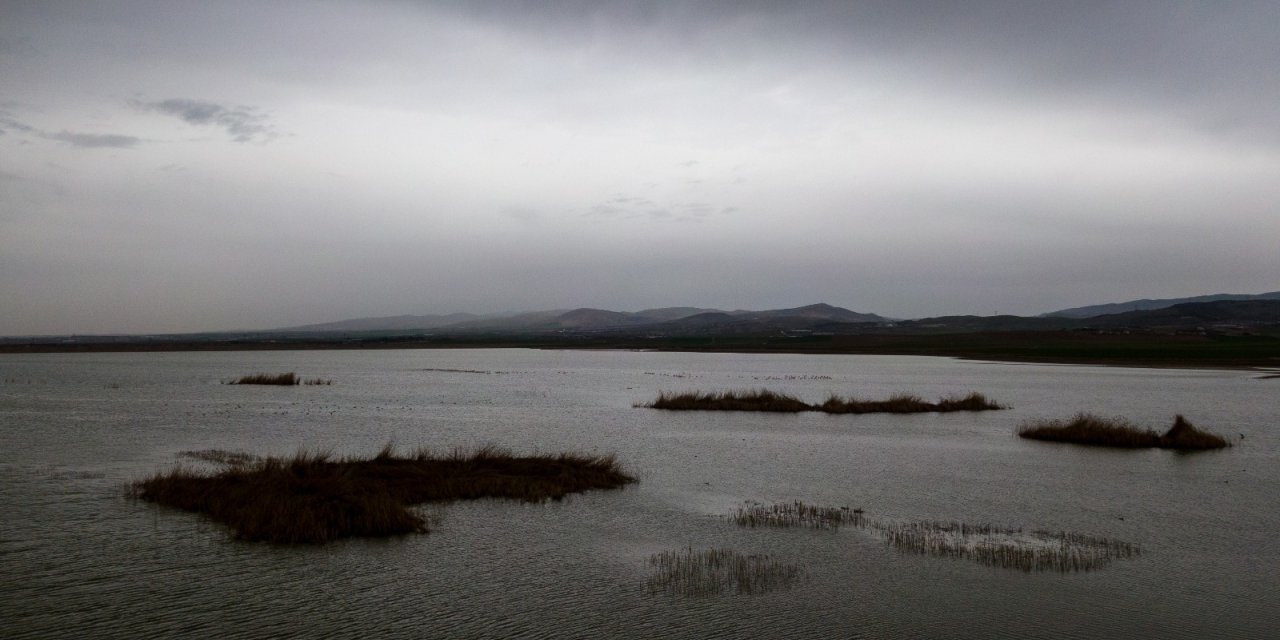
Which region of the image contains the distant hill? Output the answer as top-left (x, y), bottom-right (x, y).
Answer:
top-left (264, 296), bottom-right (1279, 340)
top-left (276, 303), bottom-right (886, 335)
top-left (745, 303), bottom-right (885, 324)
top-left (279, 313), bottom-right (482, 332)
top-left (1086, 299), bottom-right (1280, 328)
top-left (1042, 291), bottom-right (1280, 319)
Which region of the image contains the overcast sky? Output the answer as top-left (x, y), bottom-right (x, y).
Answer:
top-left (2, 1), bottom-right (1278, 334)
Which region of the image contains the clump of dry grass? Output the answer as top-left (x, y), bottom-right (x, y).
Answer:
top-left (229, 372), bottom-right (299, 385)
top-left (1018, 413), bottom-right (1230, 450)
top-left (728, 501), bottom-right (1141, 573)
top-left (873, 520), bottom-right (1140, 572)
top-left (934, 392), bottom-right (1006, 412)
top-left (131, 445), bottom-right (637, 543)
top-left (226, 372), bottom-right (332, 386)
top-left (640, 389), bottom-right (813, 412)
top-left (1159, 414), bottom-right (1231, 450)
top-left (820, 391), bottom-right (1006, 414)
top-left (645, 547), bottom-right (805, 596)
top-left (730, 500), bottom-right (864, 530)
top-left (641, 389), bottom-right (1007, 414)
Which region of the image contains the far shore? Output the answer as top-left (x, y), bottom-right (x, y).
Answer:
top-left (2, 331), bottom-right (1278, 371)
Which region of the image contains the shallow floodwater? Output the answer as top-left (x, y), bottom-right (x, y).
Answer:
top-left (1, 349), bottom-right (1276, 638)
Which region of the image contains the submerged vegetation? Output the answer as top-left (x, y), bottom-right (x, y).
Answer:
top-left (731, 500), bottom-right (864, 530)
top-left (1018, 413), bottom-right (1230, 450)
top-left (132, 445), bottom-right (637, 543)
top-left (727, 501), bottom-right (1140, 573)
top-left (875, 520), bottom-right (1140, 573)
top-left (641, 389), bottom-right (1006, 414)
top-left (645, 548), bottom-right (806, 596)
top-left (227, 372), bottom-right (333, 386)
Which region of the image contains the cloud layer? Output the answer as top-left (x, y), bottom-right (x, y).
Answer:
top-left (134, 99), bottom-right (276, 142)
top-left (0, 1), bottom-right (1277, 334)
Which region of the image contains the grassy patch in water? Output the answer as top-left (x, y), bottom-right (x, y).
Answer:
top-left (728, 501), bottom-right (1140, 573)
top-left (820, 391), bottom-right (1005, 414)
top-left (645, 547), bottom-right (806, 596)
top-left (1018, 413), bottom-right (1230, 450)
top-left (875, 520), bottom-right (1139, 573)
top-left (641, 389), bottom-right (813, 412)
top-left (229, 372), bottom-right (299, 385)
top-left (730, 500), bottom-right (865, 530)
top-left (641, 389), bottom-right (1006, 414)
top-left (227, 372), bottom-right (332, 385)
top-left (132, 445), bottom-right (637, 543)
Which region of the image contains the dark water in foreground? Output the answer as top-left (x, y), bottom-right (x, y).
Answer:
top-left (1, 350), bottom-right (1276, 638)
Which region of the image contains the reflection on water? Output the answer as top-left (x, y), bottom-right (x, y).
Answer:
top-left (1, 350), bottom-right (1276, 638)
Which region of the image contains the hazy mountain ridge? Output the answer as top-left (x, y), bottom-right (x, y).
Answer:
top-left (277, 303), bottom-right (887, 334)
top-left (274, 297), bottom-right (1280, 338)
top-left (1042, 291), bottom-right (1280, 319)
top-left (282, 313), bottom-right (484, 332)
top-left (1084, 299), bottom-right (1280, 327)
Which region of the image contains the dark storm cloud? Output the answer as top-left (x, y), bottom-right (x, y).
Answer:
top-left (134, 99), bottom-right (275, 142)
top-left (42, 131), bottom-right (141, 148)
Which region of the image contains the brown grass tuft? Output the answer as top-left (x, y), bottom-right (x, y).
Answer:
top-left (230, 372), bottom-right (299, 385)
top-left (131, 445), bottom-right (638, 543)
top-left (1160, 414), bottom-right (1230, 450)
top-left (642, 389), bottom-right (1006, 414)
top-left (640, 389), bottom-right (812, 412)
top-left (1018, 413), bottom-right (1230, 450)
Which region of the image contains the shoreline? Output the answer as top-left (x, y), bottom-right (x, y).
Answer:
top-left (3, 332), bottom-right (1278, 372)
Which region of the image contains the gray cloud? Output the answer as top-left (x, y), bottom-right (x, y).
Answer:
top-left (42, 130), bottom-right (141, 148)
top-left (1, 111), bottom-right (139, 148)
top-left (586, 196), bottom-right (725, 223)
top-left (0, 112), bottom-right (36, 135)
top-left (134, 99), bottom-right (275, 142)
top-left (1, 1), bottom-right (1278, 333)
top-left (502, 206), bottom-right (541, 223)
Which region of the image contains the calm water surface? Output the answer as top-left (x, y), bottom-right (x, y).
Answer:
top-left (1, 349), bottom-right (1276, 638)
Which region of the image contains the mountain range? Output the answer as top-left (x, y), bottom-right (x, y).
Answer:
top-left (1041, 291), bottom-right (1280, 318)
top-left (277, 303), bottom-right (887, 335)
top-left (275, 294), bottom-right (1280, 338)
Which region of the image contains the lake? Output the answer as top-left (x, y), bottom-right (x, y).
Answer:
top-left (1, 349), bottom-right (1276, 638)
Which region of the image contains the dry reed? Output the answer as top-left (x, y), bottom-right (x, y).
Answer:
top-left (645, 547), bottom-right (805, 596)
top-left (229, 372), bottom-right (299, 385)
top-left (727, 501), bottom-right (1140, 573)
top-left (730, 500), bottom-right (864, 530)
top-left (131, 445), bottom-right (637, 543)
top-left (1018, 413), bottom-right (1230, 450)
top-left (871, 520), bottom-right (1140, 572)
top-left (641, 389), bottom-right (1006, 414)
top-left (641, 389), bottom-right (812, 412)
